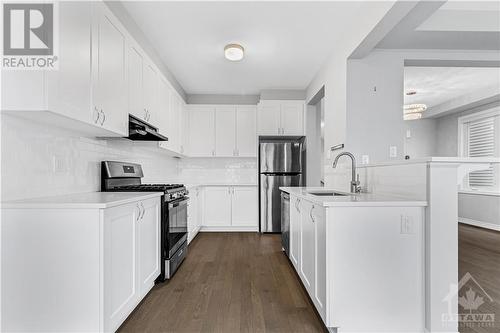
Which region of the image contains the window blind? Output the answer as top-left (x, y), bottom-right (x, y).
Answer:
top-left (467, 116), bottom-right (495, 188)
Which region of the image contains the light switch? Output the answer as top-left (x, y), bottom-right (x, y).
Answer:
top-left (406, 129), bottom-right (411, 138)
top-left (390, 146), bottom-right (397, 158)
top-left (53, 155), bottom-right (67, 173)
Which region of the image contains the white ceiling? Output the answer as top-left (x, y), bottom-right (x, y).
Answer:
top-left (122, 1), bottom-right (365, 95)
top-left (376, 1), bottom-right (500, 50)
top-left (404, 66), bottom-right (500, 108)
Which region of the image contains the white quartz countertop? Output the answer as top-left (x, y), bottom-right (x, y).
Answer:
top-left (1, 192), bottom-right (163, 209)
top-left (280, 187), bottom-right (427, 207)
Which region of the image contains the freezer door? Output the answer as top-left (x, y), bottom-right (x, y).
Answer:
top-left (260, 174), bottom-right (302, 233)
top-left (259, 142), bottom-right (303, 173)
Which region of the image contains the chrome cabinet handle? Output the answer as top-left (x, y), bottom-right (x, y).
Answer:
top-left (310, 205), bottom-right (315, 223)
top-left (140, 202), bottom-right (145, 219)
top-left (94, 106), bottom-right (100, 124)
top-left (100, 110), bottom-right (105, 125)
top-left (136, 204), bottom-right (141, 221)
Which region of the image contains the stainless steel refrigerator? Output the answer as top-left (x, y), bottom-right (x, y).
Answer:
top-left (259, 137), bottom-right (305, 233)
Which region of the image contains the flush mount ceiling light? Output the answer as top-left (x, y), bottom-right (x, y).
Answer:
top-left (403, 103), bottom-right (427, 121)
top-left (224, 43), bottom-right (244, 61)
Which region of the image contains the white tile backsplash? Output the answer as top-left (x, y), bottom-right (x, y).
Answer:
top-left (179, 158), bottom-right (257, 185)
top-left (1, 115), bottom-right (258, 201)
top-left (1, 114), bottom-right (180, 201)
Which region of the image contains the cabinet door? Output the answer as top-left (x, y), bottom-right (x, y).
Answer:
top-left (290, 196), bottom-right (301, 270)
top-left (187, 190), bottom-right (199, 243)
top-left (157, 76), bottom-right (171, 138)
top-left (46, 1), bottom-right (92, 123)
top-left (137, 198), bottom-right (161, 297)
top-left (92, 2), bottom-right (128, 135)
top-left (215, 106), bottom-right (237, 157)
top-left (128, 44), bottom-right (144, 120)
top-left (231, 187), bottom-right (258, 227)
top-left (281, 102), bottom-right (304, 135)
top-left (103, 202), bottom-right (139, 332)
top-left (188, 106), bottom-right (215, 157)
top-left (300, 200), bottom-right (315, 293)
top-left (203, 187), bottom-right (232, 226)
top-left (143, 61), bottom-right (158, 126)
top-left (180, 102), bottom-right (189, 155)
top-left (257, 104), bottom-right (281, 135)
top-left (169, 94), bottom-right (181, 152)
top-left (236, 106), bottom-right (257, 157)
top-left (313, 205), bottom-right (326, 319)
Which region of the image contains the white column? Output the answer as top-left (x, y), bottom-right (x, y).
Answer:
top-left (425, 162), bottom-right (459, 333)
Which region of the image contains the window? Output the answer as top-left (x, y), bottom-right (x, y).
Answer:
top-left (459, 106), bottom-right (500, 192)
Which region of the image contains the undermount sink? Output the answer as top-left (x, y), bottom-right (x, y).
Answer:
top-left (307, 191), bottom-right (348, 196)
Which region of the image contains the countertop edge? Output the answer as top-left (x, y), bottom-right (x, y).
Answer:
top-left (280, 187), bottom-right (427, 207)
top-left (1, 192), bottom-right (163, 209)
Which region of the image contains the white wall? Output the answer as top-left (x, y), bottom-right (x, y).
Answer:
top-left (306, 2), bottom-right (397, 167)
top-left (459, 192), bottom-right (500, 230)
top-left (343, 50), bottom-right (500, 165)
top-left (0, 115), bottom-right (180, 201)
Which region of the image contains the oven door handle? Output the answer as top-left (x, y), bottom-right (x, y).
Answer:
top-left (168, 197), bottom-right (188, 209)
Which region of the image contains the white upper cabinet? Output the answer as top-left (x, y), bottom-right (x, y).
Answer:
top-left (215, 106), bottom-right (237, 157)
top-left (188, 106), bottom-right (216, 157)
top-left (189, 105), bottom-right (257, 157)
top-left (257, 100), bottom-right (304, 135)
top-left (180, 102), bottom-right (189, 155)
top-left (46, 1), bottom-right (92, 124)
top-left (91, 2), bottom-right (128, 135)
top-left (128, 42), bottom-right (159, 127)
top-left (236, 106), bottom-right (257, 157)
top-left (281, 102), bottom-right (304, 135)
top-left (143, 61), bottom-right (158, 125)
top-left (128, 45), bottom-right (144, 121)
top-left (257, 104), bottom-right (281, 135)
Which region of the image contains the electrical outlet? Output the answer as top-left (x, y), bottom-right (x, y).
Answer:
top-left (362, 155), bottom-right (370, 164)
top-left (400, 215), bottom-right (414, 234)
top-left (390, 146), bottom-right (397, 158)
top-left (53, 155), bottom-right (67, 173)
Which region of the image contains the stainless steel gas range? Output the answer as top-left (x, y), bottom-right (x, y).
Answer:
top-left (101, 161), bottom-right (188, 281)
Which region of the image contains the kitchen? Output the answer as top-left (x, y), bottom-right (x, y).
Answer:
top-left (1, 1), bottom-right (499, 333)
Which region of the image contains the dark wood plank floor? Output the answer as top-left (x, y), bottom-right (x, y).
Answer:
top-left (459, 224), bottom-right (500, 333)
top-left (119, 233), bottom-right (326, 333)
top-left (120, 225), bottom-right (500, 333)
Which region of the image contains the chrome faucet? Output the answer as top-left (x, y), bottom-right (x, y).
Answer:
top-left (332, 152), bottom-right (361, 193)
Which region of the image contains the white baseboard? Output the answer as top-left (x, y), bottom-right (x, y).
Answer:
top-left (200, 225), bottom-right (259, 232)
top-left (459, 217), bottom-right (500, 231)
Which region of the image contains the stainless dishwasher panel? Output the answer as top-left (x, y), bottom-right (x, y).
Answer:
top-left (281, 192), bottom-right (290, 256)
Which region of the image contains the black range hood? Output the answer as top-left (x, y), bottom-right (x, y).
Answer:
top-left (127, 114), bottom-right (168, 141)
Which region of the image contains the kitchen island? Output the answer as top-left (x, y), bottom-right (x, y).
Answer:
top-left (280, 187), bottom-right (427, 333)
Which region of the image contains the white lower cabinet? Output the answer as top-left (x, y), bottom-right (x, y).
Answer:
top-left (2, 196), bottom-right (161, 333)
top-left (202, 186), bottom-right (258, 231)
top-left (187, 187), bottom-right (202, 243)
top-left (287, 194), bottom-right (425, 332)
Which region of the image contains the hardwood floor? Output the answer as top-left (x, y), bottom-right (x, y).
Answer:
top-left (459, 224), bottom-right (500, 333)
top-left (119, 233), bottom-right (326, 333)
top-left (120, 225), bottom-right (499, 333)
